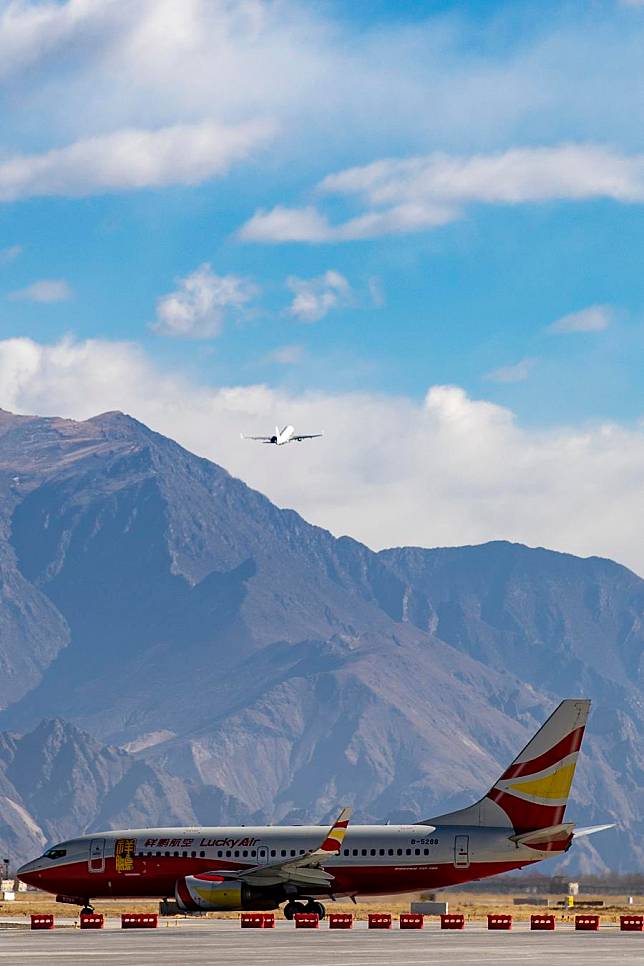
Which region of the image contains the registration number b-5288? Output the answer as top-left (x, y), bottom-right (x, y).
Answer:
top-left (410, 838), bottom-right (439, 846)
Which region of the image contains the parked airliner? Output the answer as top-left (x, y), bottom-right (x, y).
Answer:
top-left (241, 425), bottom-right (323, 445)
top-left (17, 700), bottom-right (612, 919)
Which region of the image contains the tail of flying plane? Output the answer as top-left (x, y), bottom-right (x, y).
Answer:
top-left (425, 699), bottom-right (590, 832)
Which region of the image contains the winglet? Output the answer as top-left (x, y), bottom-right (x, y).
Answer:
top-left (318, 807), bottom-right (352, 855)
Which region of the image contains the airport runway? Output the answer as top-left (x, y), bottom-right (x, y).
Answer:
top-left (0, 919), bottom-right (642, 965)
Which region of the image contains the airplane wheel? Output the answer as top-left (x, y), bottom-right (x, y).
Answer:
top-left (305, 899), bottom-right (325, 919)
top-left (283, 901), bottom-right (306, 920)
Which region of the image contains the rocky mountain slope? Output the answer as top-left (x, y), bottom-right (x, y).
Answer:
top-left (0, 409), bottom-right (641, 872)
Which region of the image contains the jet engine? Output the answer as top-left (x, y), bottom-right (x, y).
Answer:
top-left (175, 874), bottom-right (277, 912)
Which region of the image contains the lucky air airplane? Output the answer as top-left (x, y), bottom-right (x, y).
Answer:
top-left (17, 700), bottom-right (613, 919)
top-left (241, 425), bottom-right (323, 445)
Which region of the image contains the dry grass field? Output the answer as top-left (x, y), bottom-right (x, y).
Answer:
top-left (2, 890), bottom-right (642, 922)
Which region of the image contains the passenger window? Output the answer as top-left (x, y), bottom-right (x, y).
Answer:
top-left (200, 851), bottom-right (205, 858)
top-left (290, 850), bottom-right (296, 857)
top-left (182, 851), bottom-right (187, 857)
top-left (217, 851), bottom-right (222, 858)
top-left (234, 851), bottom-right (239, 857)
top-left (361, 849), bottom-right (367, 856)
top-left (242, 850), bottom-right (248, 857)
top-left (251, 850), bottom-right (256, 857)
top-left (415, 849), bottom-right (420, 855)
top-left (165, 852), bottom-right (170, 857)
top-left (424, 848), bottom-right (429, 855)
top-left (270, 850), bottom-right (276, 857)
top-left (396, 849), bottom-right (402, 856)
top-left (343, 849), bottom-right (349, 856)
top-left (352, 849), bottom-right (358, 857)
top-left (370, 849), bottom-right (376, 856)
top-left (281, 850), bottom-right (287, 857)
top-left (388, 848), bottom-right (394, 856)
top-left (226, 850), bottom-right (231, 857)
top-left (405, 848), bottom-right (411, 855)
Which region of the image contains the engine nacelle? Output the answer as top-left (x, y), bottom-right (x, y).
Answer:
top-left (175, 874), bottom-right (277, 912)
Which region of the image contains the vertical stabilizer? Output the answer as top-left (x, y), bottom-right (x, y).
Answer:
top-left (424, 699), bottom-right (590, 831)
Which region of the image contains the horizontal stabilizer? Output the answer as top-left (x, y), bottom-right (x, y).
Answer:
top-left (510, 822), bottom-right (575, 847)
top-left (573, 824), bottom-right (615, 838)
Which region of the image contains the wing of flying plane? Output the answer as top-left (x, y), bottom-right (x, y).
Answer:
top-left (240, 434), bottom-right (273, 442)
top-left (289, 433), bottom-right (324, 442)
top-left (213, 807), bottom-right (352, 888)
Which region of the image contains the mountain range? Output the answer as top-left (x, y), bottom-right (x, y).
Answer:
top-left (0, 408), bottom-right (641, 873)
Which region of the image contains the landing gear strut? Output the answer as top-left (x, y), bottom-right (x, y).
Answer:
top-left (283, 899), bottom-right (326, 920)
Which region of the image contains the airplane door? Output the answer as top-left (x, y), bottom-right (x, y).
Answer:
top-left (256, 847), bottom-right (270, 865)
top-left (88, 838), bottom-right (106, 874)
top-left (453, 834), bottom-right (470, 869)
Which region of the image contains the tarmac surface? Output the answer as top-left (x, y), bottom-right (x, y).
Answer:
top-left (0, 919), bottom-right (642, 965)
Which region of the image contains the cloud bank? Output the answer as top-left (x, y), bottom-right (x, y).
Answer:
top-left (1, 336), bottom-right (643, 577)
top-left (240, 145), bottom-right (644, 242)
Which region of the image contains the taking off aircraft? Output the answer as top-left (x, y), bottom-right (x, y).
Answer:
top-left (241, 425), bottom-right (323, 445)
top-left (17, 700), bottom-right (612, 919)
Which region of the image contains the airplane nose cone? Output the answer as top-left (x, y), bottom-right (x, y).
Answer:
top-left (17, 859), bottom-right (41, 886)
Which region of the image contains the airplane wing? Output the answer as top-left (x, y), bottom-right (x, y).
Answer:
top-left (240, 434), bottom-right (273, 442)
top-left (289, 433), bottom-right (324, 442)
top-left (212, 807), bottom-right (351, 888)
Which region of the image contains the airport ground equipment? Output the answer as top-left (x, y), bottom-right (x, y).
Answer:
top-left (80, 912), bottom-right (104, 928)
top-left (488, 914), bottom-right (512, 929)
top-left (294, 912), bottom-right (319, 928)
top-left (620, 916), bottom-right (643, 931)
top-left (399, 913), bottom-right (424, 928)
top-left (30, 914), bottom-right (54, 929)
top-left (121, 913), bottom-right (158, 928)
top-left (328, 913), bottom-right (353, 928)
top-left (530, 914), bottom-right (556, 930)
top-left (368, 913), bottom-right (392, 929)
top-left (441, 913), bottom-right (465, 929)
top-left (575, 915), bottom-right (600, 930)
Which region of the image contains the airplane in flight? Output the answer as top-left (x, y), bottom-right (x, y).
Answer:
top-left (17, 700), bottom-right (612, 919)
top-left (241, 425), bottom-right (323, 446)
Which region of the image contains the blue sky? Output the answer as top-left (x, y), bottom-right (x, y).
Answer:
top-left (1, 0), bottom-right (643, 572)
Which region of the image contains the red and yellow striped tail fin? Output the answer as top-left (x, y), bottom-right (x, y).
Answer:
top-left (486, 699), bottom-right (590, 831)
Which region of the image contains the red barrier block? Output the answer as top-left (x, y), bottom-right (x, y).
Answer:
top-left (575, 915), bottom-right (600, 931)
top-left (262, 913), bottom-right (275, 928)
top-left (441, 914), bottom-right (465, 930)
top-left (368, 913), bottom-right (392, 929)
top-left (80, 913), bottom-right (104, 929)
top-left (240, 913), bottom-right (265, 928)
top-left (399, 913), bottom-right (424, 929)
top-left (488, 914), bottom-right (512, 930)
top-left (620, 916), bottom-right (643, 932)
top-left (328, 913), bottom-right (353, 929)
top-left (294, 913), bottom-right (319, 928)
top-left (30, 914), bottom-right (54, 930)
top-left (121, 913), bottom-right (158, 929)
top-left (531, 914), bottom-right (556, 931)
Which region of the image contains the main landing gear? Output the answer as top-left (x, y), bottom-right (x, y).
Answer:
top-left (283, 899), bottom-right (326, 920)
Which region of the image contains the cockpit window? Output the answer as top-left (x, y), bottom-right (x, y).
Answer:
top-left (44, 848), bottom-right (67, 859)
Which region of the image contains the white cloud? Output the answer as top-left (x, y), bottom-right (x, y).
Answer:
top-left (151, 263), bottom-right (258, 339)
top-left (0, 245), bottom-right (23, 264)
top-left (0, 120), bottom-right (274, 202)
top-left (287, 270), bottom-right (351, 323)
top-left (547, 304), bottom-right (614, 334)
top-left (8, 279), bottom-right (72, 302)
top-left (265, 344), bottom-right (305, 365)
top-left (240, 145), bottom-right (644, 242)
top-left (1, 336), bottom-right (644, 578)
top-left (485, 357), bottom-right (538, 384)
